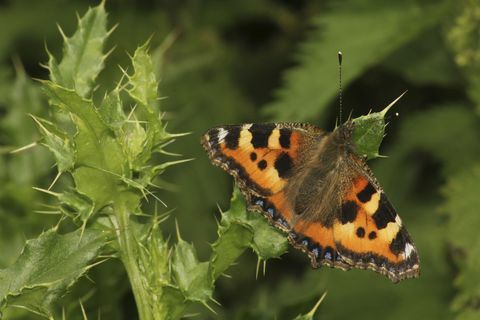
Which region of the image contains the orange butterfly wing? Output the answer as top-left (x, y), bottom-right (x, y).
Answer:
top-left (202, 122), bottom-right (420, 282)
top-left (202, 123), bottom-right (350, 269)
top-left (334, 175), bottom-right (420, 282)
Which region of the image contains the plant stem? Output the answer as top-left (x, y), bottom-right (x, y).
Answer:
top-left (115, 199), bottom-right (153, 320)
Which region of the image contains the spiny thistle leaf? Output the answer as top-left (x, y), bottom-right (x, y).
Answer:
top-left (99, 88), bottom-right (127, 130)
top-left (30, 115), bottom-right (75, 173)
top-left (48, 3), bottom-right (109, 97)
top-left (172, 238), bottom-right (213, 304)
top-left (127, 41), bottom-right (159, 111)
top-left (126, 43), bottom-right (170, 169)
top-left (0, 228), bottom-right (107, 317)
top-left (351, 93), bottom-right (403, 160)
top-left (58, 190), bottom-right (94, 221)
top-left (211, 188), bottom-right (288, 278)
top-left (42, 81), bottom-right (125, 210)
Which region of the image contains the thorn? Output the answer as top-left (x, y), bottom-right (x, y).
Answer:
top-left (210, 296), bottom-right (222, 306)
top-left (79, 300), bottom-right (88, 320)
top-left (182, 313), bottom-right (201, 318)
top-left (381, 91), bottom-right (407, 116)
top-left (84, 274), bottom-right (96, 284)
top-left (175, 219), bottom-right (181, 241)
top-left (126, 103), bottom-right (138, 121)
top-left (32, 186), bottom-right (61, 197)
top-left (263, 259), bottom-right (267, 276)
top-left (306, 291), bottom-right (328, 318)
top-left (201, 301), bottom-right (217, 314)
top-left (107, 23), bottom-right (119, 37)
top-left (10, 142), bottom-right (37, 154)
top-left (256, 257), bottom-right (261, 280)
top-left (48, 171), bottom-right (62, 190)
top-left (34, 210), bottom-right (62, 215)
top-left (57, 24), bottom-right (68, 42)
top-left (104, 45), bottom-right (117, 61)
top-left (168, 131), bottom-right (192, 138)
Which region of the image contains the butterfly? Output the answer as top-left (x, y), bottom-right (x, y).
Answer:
top-left (201, 120), bottom-right (420, 282)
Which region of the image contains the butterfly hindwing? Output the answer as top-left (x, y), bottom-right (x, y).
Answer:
top-left (334, 174), bottom-right (420, 282)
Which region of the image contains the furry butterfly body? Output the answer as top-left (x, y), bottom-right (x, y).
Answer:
top-left (201, 121), bottom-right (419, 282)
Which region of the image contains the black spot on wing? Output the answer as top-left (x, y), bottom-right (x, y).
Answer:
top-left (389, 227), bottom-right (407, 255)
top-left (356, 227), bottom-right (365, 238)
top-left (250, 152), bottom-right (257, 161)
top-left (368, 231), bottom-right (377, 239)
top-left (274, 152), bottom-right (292, 178)
top-left (258, 160), bottom-right (267, 170)
top-left (224, 126), bottom-right (241, 150)
top-left (221, 156), bottom-right (272, 196)
top-left (249, 123), bottom-right (275, 148)
top-left (279, 128), bottom-right (291, 149)
top-left (357, 182), bottom-right (376, 203)
top-left (340, 201), bottom-right (358, 224)
top-left (372, 193), bottom-right (396, 229)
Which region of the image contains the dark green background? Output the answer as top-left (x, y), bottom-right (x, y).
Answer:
top-left (1, 0), bottom-right (479, 319)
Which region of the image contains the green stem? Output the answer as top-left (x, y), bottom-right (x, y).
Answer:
top-left (115, 199), bottom-right (153, 320)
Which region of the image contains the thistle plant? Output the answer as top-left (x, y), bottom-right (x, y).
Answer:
top-left (0, 3), bottom-right (397, 320)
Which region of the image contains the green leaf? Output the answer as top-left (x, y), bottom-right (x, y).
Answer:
top-left (264, 0), bottom-right (450, 122)
top-left (443, 164), bottom-right (480, 318)
top-left (172, 237), bottom-right (213, 303)
top-left (31, 115), bottom-right (75, 173)
top-left (42, 81), bottom-right (125, 210)
top-left (48, 3), bottom-right (110, 97)
top-left (211, 188), bottom-right (288, 278)
top-left (58, 190), bottom-right (94, 222)
top-left (0, 228), bottom-right (107, 317)
top-left (443, 164), bottom-right (480, 256)
top-left (351, 93), bottom-right (402, 160)
top-left (126, 42), bottom-right (169, 169)
top-left (127, 42), bottom-right (159, 111)
top-left (99, 89), bottom-right (127, 130)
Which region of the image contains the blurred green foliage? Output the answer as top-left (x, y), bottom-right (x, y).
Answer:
top-left (0, 0), bottom-right (479, 319)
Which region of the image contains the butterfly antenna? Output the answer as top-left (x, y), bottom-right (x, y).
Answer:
top-left (338, 51), bottom-right (343, 125)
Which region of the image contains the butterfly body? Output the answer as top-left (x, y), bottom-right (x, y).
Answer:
top-left (202, 121), bottom-right (420, 282)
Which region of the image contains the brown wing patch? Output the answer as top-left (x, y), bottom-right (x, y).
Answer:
top-left (334, 175), bottom-right (420, 282)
